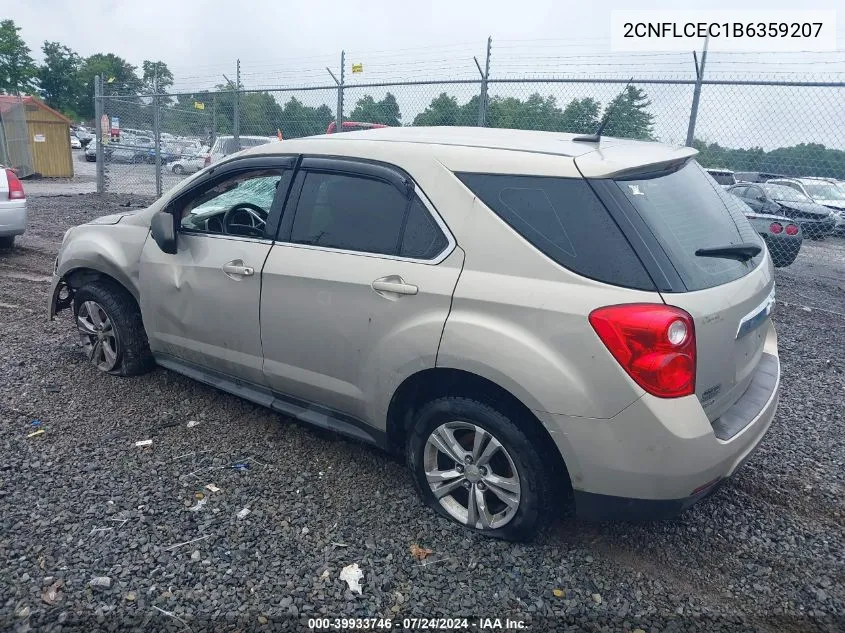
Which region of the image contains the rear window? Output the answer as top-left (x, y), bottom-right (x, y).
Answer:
top-left (617, 160), bottom-right (763, 292)
top-left (457, 173), bottom-right (655, 290)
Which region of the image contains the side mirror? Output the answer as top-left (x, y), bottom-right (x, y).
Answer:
top-left (756, 194), bottom-right (766, 202)
top-left (150, 210), bottom-right (177, 254)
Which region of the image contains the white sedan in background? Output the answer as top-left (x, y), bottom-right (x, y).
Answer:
top-left (70, 135), bottom-right (82, 149)
top-left (0, 166), bottom-right (27, 248)
top-left (170, 147), bottom-right (209, 175)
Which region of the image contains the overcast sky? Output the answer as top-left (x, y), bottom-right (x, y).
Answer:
top-left (8, 1), bottom-right (844, 148)
top-left (8, 0), bottom-right (843, 79)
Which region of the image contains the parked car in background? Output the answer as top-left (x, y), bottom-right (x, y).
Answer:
top-left (49, 128), bottom-right (781, 540)
top-left (110, 147), bottom-right (144, 164)
top-left (739, 211), bottom-right (802, 268)
top-left (74, 126), bottom-right (94, 146)
top-left (768, 177), bottom-right (845, 236)
top-left (705, 168), bottom-right (736, 187)
top-left (325, 121), bottom-right (389, 134)
top-left (170, 147), bottom-right (209, 175)
top-left (206, 135), bottom-right (276, 166)
top-left (70, 134), bottom-right (82, 150)
top-left (727, 183), bottom-right (835, 239)
top-left (85, 139), bottom-right (99, 162)
top-left (733, 171), bottom-right (788, 183)
top-left (0, 166), bottom-right (27, 248)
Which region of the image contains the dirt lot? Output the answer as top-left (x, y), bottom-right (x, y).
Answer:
top-left (1, 194), bottom-right (843, 632)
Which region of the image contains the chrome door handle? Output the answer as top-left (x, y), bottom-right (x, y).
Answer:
top-left (372, 276), bottom-right (418, 296)
top-left (222, 260), bottom-right (254, 277)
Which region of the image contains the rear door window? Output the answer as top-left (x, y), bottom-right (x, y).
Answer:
top-left (457, 173), bottom-right (654, 290)
top-left (617, 160), bottom-right (763, 292)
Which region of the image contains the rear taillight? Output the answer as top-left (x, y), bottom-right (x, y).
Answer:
top-left (6, 168), bottom-right (24, 200)
top-left (769, 222), bottom-right (783, 234)
top-left (785, 224), bottom-right (799, 236)
top-left (589, 304), bottom-right (696, 398)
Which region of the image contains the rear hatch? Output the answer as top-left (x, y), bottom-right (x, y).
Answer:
top-left (580, 153), bottom-right (774, 421)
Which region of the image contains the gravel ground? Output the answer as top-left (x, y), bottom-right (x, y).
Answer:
top-left (1, 194), bottom-right (843, 633)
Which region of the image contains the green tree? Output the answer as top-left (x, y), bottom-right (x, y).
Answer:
top-left (349, 93), bottom-right (401, 126)
top-left (278, 97), bottom-right (333, 137)
top-left (76, 53), bottom-right (143, 118)
top-left (142, 60), bottom-right (174, 93)
top-left (693, 139), bottom-right (845, 180)
top-left (38, 41), bottom-right (83, 117)
top-left (559, 97), bottom-right (600, 134)
top-left (600, 85), bottom-right (654, 140)
top-left (0, 19), bottom-right (38, 94)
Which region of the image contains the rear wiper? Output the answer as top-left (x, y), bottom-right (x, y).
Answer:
top-left (695, 242), bottom-right (761, 262)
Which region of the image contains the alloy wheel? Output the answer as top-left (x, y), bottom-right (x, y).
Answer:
top-left (76, 300), bottom-right (119, 371)
top-left (423, 421), bottom-right (521, 530)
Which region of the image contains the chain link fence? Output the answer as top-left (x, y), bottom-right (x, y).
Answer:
top-left (0, 95), bottom-right (35, 178)
top-left (91, 46), bottom-right (845, 274)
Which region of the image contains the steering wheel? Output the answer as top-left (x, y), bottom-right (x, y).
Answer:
top-left (222, 203), bottom-right (268, 238)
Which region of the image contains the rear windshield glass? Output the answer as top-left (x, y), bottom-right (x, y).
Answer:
top-left (617, 160), bottom-right (763, 292)
top-left (457, 173), bottom-right (655, 290)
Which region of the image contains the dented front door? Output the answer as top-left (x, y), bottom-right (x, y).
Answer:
top-left (139, 233), bottom-right (271, 385)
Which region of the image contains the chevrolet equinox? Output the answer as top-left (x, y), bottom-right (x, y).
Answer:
top-left (49, 127), bottom-right (780, 540)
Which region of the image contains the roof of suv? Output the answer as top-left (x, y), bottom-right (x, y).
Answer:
top-left (242, 126), bottom-right (697, 178)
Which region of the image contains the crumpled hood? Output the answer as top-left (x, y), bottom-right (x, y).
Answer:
top-left (815, 199), bottom-right (845, 212)
top-left (87, 208), bottom-right (145, 225)
top-left (776, 201), bottom-right (833, 218)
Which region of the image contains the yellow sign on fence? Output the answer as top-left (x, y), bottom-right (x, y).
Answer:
top-left (351, 63), bottom-right (363, 74)
top-left (194, 102), bottom-right (205, 110)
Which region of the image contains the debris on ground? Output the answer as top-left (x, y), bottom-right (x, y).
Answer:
top-left (320, 570), bottom-right (330, 580)
top-left (552, 588), bottom-right (565, 598)
top-left (591, 593), bottom-right (602, 604)
top-left (340, 563), bottom-right (364, 595)
top-left (205, 484), bottom-right (221, 493)
top-left (162, 535), bottom-right (209, 551)
top-left (41, 580), bottom-right (63, 605)
top-left (230, 462), bottom-right (250, 472)
top-left (89, 576), bottom-right (112, 590)
top-left (236, 508), bottom-right (251, 520)
top-left (301, 526), bottom-right (309, 535)
top-left (194, 491), bottom-right (205, 500)
top-left (27, 429), bottom-right (45, 438)
top-left (186, 420), bottom-right (200, 428)
top-left (187, 497), bottom-right (207, 512)
top-left (31, 420), bottom-right (41, 427)
top-left (134, 439), bottom-right (153, 448)
top-left (409, 543), bottom-right (434, 561)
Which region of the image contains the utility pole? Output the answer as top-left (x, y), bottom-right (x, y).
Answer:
top-left (326, 51), bottom-right (345, 133)
top-left (153, 69), bottom-right (162, 197)
top-left (234, 59), bottom-right (240, 146)
top-left (475, 36), bottom-right (492, 127)
top-left (685, 36), bottom-right (709, 147)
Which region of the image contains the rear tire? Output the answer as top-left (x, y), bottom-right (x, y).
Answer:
top-left (172, 164), bottom-right (185, 175)
top-left (407, 396), bottom-right (549, 541)
top-left (72, 280), bottom-right (155, 377)
top-left (0, 236), bottom-right (15, 249)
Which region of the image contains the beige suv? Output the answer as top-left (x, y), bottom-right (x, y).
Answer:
top-left (49, 127), bottom-right (780, 540)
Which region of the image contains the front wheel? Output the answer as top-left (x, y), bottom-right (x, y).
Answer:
top-left (407, 397), bottom-right (549, 540)
top-left (73, 280), bottom-right (154, 376)
top-left (172, 164), bottom-right (185, 175)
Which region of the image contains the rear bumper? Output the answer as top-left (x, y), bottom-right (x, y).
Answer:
top-left (537, 322), bottom-right (780, 521)
top-left (0, 200), bottom-right (27, 236)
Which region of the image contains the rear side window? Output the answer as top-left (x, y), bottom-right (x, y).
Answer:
top-left (618, 160), bottom-right (762, 292)
top-left (401, 198), bottom-right (448, 259)
top-left (457, 173), bottom-right (654, 290)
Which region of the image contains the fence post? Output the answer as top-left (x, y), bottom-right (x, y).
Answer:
top-left (234, 59), bottom-right (240, 146)
top-left (685, 38), bottom-right (708, 147)
top-left (337, 50), bottom-right (345, 132)
top-left (211, 94), bottom-right (217, 146)
top-left (153, 80), bottom-right (162, 197)
top-left (94, 75), bottom-right (104, 194)
top-left (477, 36), bottom-right (492, 127)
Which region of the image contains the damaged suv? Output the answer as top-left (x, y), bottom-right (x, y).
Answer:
top-left (49, 127), bottom-right (780, 540)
